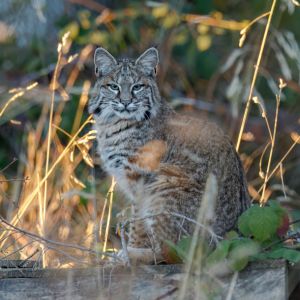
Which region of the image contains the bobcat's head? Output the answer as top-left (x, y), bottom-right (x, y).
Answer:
top-left (89, 47), bottom-right (161, 123)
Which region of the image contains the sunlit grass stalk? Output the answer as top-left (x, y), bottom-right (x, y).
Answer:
top-left (241, 12), bottom-right (270, 34)
top-left (99, 194), bottom-right (108, 242)
top-left (101, 177), bottom-right (116, 259)
top-left (37, 173), bottom-right (46, 268)
top-left (236, 0), bottom-right (277, 152)
top-left (43, 44), bottom-right (63, 246)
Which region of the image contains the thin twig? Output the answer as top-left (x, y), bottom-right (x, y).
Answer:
top-left (0, 158), bottom-right (18, 173)
top-left (45, 244), bottom-right (92, 266)
top-left (262, 232), bottom-right (300, 251)
top-left (155, 287), bottom-right (179, 300)
top-left (0, 241), bottom-right (36, 260)
top-left (120, 211), bottom-right (220, 243)
top-left (0, 177), bottom-right (29, 183)
top-left (253, 134), bottom-right (300, 201)
top-left (260, 87), bottom-right (281, 204)
top-left (18, 249), bottom-right (40, 268)
top-left (169, 212), bottom-right (221, 244)
top-left (0, 216), bottom-right (120, 260)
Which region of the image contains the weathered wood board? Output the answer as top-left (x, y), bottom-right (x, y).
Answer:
top-left (0, 260), bottom-right (298, 300)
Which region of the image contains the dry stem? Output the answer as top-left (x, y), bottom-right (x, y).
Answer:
top-left (236, 0), bottom-right (278, 152)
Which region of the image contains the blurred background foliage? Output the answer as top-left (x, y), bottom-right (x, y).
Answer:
top-left (0, 0), bottom-right (300, 267)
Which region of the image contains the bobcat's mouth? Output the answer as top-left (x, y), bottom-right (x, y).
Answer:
top-left (112, 107), bottom-right (151, 121)
top-left (114, 107), bottom-right (136, 113)
top-left (113, 107), bottom-right (137, 119)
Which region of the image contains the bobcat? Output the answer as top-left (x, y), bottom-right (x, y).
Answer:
top-left (89, 47), bottom-right (250, 264)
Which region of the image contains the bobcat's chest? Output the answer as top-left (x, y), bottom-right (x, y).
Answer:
top-left (95, 120), bottom-right (150, 199)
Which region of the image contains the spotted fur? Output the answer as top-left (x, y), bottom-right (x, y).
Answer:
top-left (89, 47), bottom-right (250, 263)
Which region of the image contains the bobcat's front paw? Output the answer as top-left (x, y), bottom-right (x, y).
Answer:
top-left (119, 246), bottom-right (163, 265)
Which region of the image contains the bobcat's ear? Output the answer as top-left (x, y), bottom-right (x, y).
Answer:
top-left (135, 47), bottom-right (159, 76)
top-left (94, 47), bottom-right (117, 77)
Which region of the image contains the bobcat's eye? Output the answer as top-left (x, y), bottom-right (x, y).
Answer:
top-left (107, 84), bottom-right (119, 92)
top-left (132, 84), bottom-right (145, 93)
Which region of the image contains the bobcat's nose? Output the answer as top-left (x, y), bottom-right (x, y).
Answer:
top-left (120, 99), bottom-right (132, 109)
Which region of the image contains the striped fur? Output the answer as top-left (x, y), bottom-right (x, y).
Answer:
top-left (89, 48), bottom-right (250, 263)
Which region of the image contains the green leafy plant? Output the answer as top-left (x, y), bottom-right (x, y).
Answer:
top-left (165, 201), bottom-right (300, 272)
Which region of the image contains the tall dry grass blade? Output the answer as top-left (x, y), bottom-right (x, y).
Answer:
top-left (102, 177), bottom-right (116, 258)
top-left (178, 173), bottom-right (218, 300)
top-left (99, 192), bottom-right (108, 242)
top-left (236, 0), bottom-right (278, 152)
top-left (43, 41), bottom-right (63, 234)
top-left (37, 173), bottom-right (46, 268)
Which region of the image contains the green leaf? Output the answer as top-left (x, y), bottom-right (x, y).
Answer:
top-left (162, 240), bottom-right (183, 263)
top-left (268, 200), bottom-right (287, 218)
top-left (165, 237), bottom-right (192, 261)
top-left (227, 239), bottom-right (260, 271)
top-left (238, 209), bottom-right (252, 237)
top-left (176, 236), bottom-right (193, 260)
top-left (238, 205), bottom-right (281, 242)
top-left (225, 230), bottom-right (239, 240)
top-left (266, 248), bottom-right (300, 263)
top-left (249, 207), bottom-right (280, 241)
top-left (251, 252), bottom-right (270, 261)
top-left (207, 238), bottom-right (260, 272)
top-left (229, 255), bottom-right (249, 271)
top-left (206, 240), bottom-right (231, 266)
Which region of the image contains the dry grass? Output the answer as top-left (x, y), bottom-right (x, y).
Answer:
top-left (0, 33), bottom-right (119, 268)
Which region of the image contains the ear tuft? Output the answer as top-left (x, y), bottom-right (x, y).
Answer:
top-left (135, 47), bottom-right (159, 76)
top-left (94, 48), bottom-right (117, 77)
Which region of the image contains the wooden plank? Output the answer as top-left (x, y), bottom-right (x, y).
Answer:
top-left (288, 262), bottom-right (300, 296)
top-left (0, 260), bottom-right (294, 300)
top-left (0, 259), bottom-right (41, 269)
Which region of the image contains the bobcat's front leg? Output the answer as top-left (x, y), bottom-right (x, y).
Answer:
top-left (121, 215), bottom-right (163, 264)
